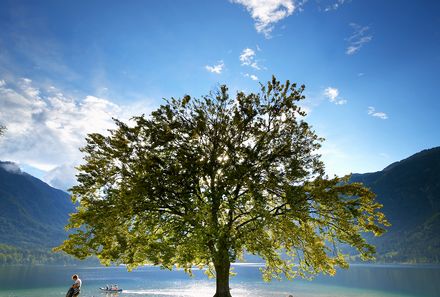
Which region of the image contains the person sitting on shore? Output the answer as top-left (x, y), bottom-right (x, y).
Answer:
top-left (72, 274), bottom-right (82, 296)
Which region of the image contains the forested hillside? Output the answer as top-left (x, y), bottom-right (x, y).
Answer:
top-left (0, 161), bottom-right (93, 264)
top-left (351, 147), bottom-right (440, 263)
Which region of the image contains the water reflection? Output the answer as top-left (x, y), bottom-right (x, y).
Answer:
top-left (314, 264), bottom-right (440, 297)
top-left (102, 293), bottom-right (120, 297)
top-left (0, 265), bottom-right (72, 289)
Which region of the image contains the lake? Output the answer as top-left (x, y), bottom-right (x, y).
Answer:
top-left (0, 263), bottom-right (439, 297)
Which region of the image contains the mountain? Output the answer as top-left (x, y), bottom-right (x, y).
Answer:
top-left (1, 146), bottom-right (439, 265)
top-left (0, 161), bottom-right (83, 264)
top-left (0, 161), bottom-right (74, 247)
top-left (351, 147), bottom-right (440, 263)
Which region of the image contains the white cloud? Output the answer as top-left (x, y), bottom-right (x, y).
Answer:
top-left (0, 79), bottom-right (154, 190)
top-left (372, 112), bottom-right (387, 119)
top-left (368, 106), bottom-right (388, 120)
top-left (44, 163), bottom-right (77, 191)
top-left (324, 87), bottom-right (339, 100)
top-left (346, 23), bottom-right (372, 55)
top-left (19, 78), bottom-right (41, 99)
top-left (231, 0), bottom-right (295, 38)
top-left (325, 0), bottom-right (349, 12)
top-left (244, 73), bottom-right (259, 80)
top-left (334, 99), bottom-right (347, 105)
top-left (0, 162), bottom-right (22, 174)
top-left (240, 48), bottom-right (255, 65)
top-left (205, 61), bottom-right (224, 74)
top-left (239, 48), bottom-right (261, 70)
top-left (324, 87), bottom-right (347, 105)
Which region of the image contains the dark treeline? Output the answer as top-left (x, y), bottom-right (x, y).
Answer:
top-left (0, 244), bottom-right (99, 265)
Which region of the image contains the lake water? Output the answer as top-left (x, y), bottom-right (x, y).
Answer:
top-left (0, 264), bottom-right (439, 297)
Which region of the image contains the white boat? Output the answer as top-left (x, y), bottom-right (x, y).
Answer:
top-left (99, 286), bottom-right (122, 292)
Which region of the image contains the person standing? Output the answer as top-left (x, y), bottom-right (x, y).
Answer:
top-left (72, 274), bottom-right (82, 296)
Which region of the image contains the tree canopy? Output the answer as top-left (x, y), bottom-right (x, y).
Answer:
top-left (57, 77), bottom-right (388, 297)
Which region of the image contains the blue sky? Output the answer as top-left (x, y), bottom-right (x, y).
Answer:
top-left (0, 0), bottom-right (439, 190)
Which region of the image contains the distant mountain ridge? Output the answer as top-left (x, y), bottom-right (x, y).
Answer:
top-left (1, 147), bottom-right (439, 264)
top-left (0, 161), bottom-right (87, 264)
top-left (0, 161), bottom-right (74, 248)
top-left (351, 147), bottom-right (440, 263)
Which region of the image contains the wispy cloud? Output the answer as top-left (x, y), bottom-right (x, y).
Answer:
top-left (244, 73), bottom-right (259, 80)
top-left (324, 87), bottom-right (347, 105)
top-left (239, 48), bottom-right (261, 70)
top-left (205, 61), bottom-right (224, 74)
top-left (368, 106), bottom-right (388, 119)
top-left (231, 0), bottom-right (295, 38)
top-left (346, 23), bottom-right (373, 55)
top-left (325, 0), bottom-right (350, 12)
top-left (0, 162), bottom-right (22, 174)
top-left (0, 78), bottom-right (154, 190)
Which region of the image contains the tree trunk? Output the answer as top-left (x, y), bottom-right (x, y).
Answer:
top-left (213, 260), bottom-right (232, 297)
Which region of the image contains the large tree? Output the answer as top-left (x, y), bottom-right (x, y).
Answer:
top-left (57, 77), bottom-right (388, 297)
